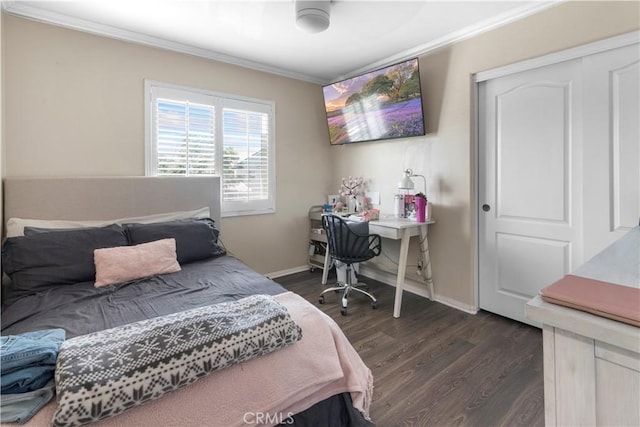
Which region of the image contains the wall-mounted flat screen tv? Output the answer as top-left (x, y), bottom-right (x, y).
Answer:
top-left (322, 58), bottom-right (425, 145)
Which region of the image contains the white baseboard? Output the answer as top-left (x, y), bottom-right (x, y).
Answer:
top-left (359, 265), bottom-right (430, 298)
top-left (265, 265), bottom-right (310, 279)
top-left (433, 294), bottom-right (477, 315)
top-left (359, 265), bottom-right (478, 315)
top-left (269, 264), bottom-right (478, 315)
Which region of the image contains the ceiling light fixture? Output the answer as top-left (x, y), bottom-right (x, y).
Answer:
top-left (295, 0), bottom-right (331, 34)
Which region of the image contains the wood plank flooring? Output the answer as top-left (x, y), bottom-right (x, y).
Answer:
top-left (275, 271), bottom-right (544, 427)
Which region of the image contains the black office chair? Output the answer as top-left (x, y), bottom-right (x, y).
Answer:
top-left (319, 214), bottom-right (382, 315)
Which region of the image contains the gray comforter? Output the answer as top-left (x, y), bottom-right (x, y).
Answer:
top-left (1, 256), bottom-right (285, 338)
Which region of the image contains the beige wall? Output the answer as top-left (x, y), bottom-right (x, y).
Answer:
top-left (331, 1), bottom-right (640, 309)
top-left (2, 14), bottom-right (333, 274)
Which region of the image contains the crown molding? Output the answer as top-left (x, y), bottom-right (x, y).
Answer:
top-left (3, 0), bottom-right (563, 85)
top-left (1, 1), bottom-right (327, 85)
top-left (335, 1), bottom-right (564, 82)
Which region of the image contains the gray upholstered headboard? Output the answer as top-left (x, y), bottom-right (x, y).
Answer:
top-left (3, 176), bottom-right (221, 229)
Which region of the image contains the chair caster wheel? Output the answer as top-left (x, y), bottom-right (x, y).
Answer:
top-left (341, 307), bottom-right (347, 316)
top-left (372, 301), bottom-right (378, 309)
top-left (318, 296), bottom-right (325, 304)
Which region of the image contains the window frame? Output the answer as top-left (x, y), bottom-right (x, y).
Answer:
top-left (144, 79), bottom-right (276, 217)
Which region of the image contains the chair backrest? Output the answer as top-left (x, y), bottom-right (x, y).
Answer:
top-left (322, 215), bottom-right (381, 265)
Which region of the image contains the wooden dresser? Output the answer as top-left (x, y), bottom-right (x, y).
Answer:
top-left (526, 296), bottom-right (639, 426)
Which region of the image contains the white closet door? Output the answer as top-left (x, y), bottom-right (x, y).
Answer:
top-left (478, 41), bottom-right (639, 326)
top-left (582, 44), bottom-right (640, 259)
top-left (478, 59), bottom-right (584, 326)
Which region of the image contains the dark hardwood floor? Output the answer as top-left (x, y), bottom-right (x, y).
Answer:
top-left (275, 271), bottom-right (544, 427)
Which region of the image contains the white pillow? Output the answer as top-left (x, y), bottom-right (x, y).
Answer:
top-left (5, 207), bottom-right (211, 237)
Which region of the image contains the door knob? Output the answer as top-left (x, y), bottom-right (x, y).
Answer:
top-left (482, 204), bottom-right (491, 212)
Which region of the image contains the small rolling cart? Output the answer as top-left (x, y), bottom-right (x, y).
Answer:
top-left (308, 205), bottom-right (328, 272)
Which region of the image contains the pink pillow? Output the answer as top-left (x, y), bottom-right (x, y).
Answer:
top-left (94, 238), bottom-right (181, 288)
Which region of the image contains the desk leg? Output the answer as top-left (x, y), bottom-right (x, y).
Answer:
top-left (419, 224), bottom-right (435, 300)
top-left (321, 251), bottom-right (331, 285)
top-left (393, 228), bottom-right (411, 318)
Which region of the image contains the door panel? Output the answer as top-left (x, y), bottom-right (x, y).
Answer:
top-left (496, 233), bottom-right (570, 296)
top-left (612, 60), bottom-right (639, 231)
top-left (497, 83), bottom-right (570, 222)
top-left (582, 45), bottom-right (639, 259)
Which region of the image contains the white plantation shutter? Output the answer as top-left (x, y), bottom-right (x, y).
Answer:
top-left (145, 81), bottom-right (275, 216)
top-left (221, 99), bottom-right (273, 214)
top-left (155, 99), bottom-right (216, 175)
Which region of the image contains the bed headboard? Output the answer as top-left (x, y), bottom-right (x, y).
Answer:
top-left (3, 176), bottom-right (221, 229)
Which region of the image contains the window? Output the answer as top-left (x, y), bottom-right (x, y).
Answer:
top-left (145, 80), bottom-right (275, 217)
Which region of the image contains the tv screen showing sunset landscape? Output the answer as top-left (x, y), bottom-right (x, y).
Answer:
top-left (322, 58), bottom-right (425, 145)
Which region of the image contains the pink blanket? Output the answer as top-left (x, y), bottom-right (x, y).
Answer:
top-left (4, 292), bottom-right (373, 426)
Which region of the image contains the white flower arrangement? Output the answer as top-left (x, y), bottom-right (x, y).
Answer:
top-left (340, 176), bottom-right (364, 200)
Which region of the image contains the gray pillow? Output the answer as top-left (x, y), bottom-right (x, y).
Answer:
top-left (124, 218), bottom-right (225, 264)
top-left (2, 224), bottom-right (129, 298)
top-left (24, 226), bottom-right (87, 235)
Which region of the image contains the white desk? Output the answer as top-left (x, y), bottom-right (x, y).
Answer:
top-left (319, 215), bottom-right (436, 318)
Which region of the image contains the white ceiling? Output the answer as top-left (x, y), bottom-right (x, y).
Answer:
top-left (3, 0), bottom-right (560, 84)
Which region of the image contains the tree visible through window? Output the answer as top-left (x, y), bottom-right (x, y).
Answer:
top-left (145, 81), bottom-right (275, 217)
top-left (222, 108), bottom-right (270, 202)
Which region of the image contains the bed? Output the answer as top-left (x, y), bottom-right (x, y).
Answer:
top-left (1, 176), bottom-right (373, 427)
